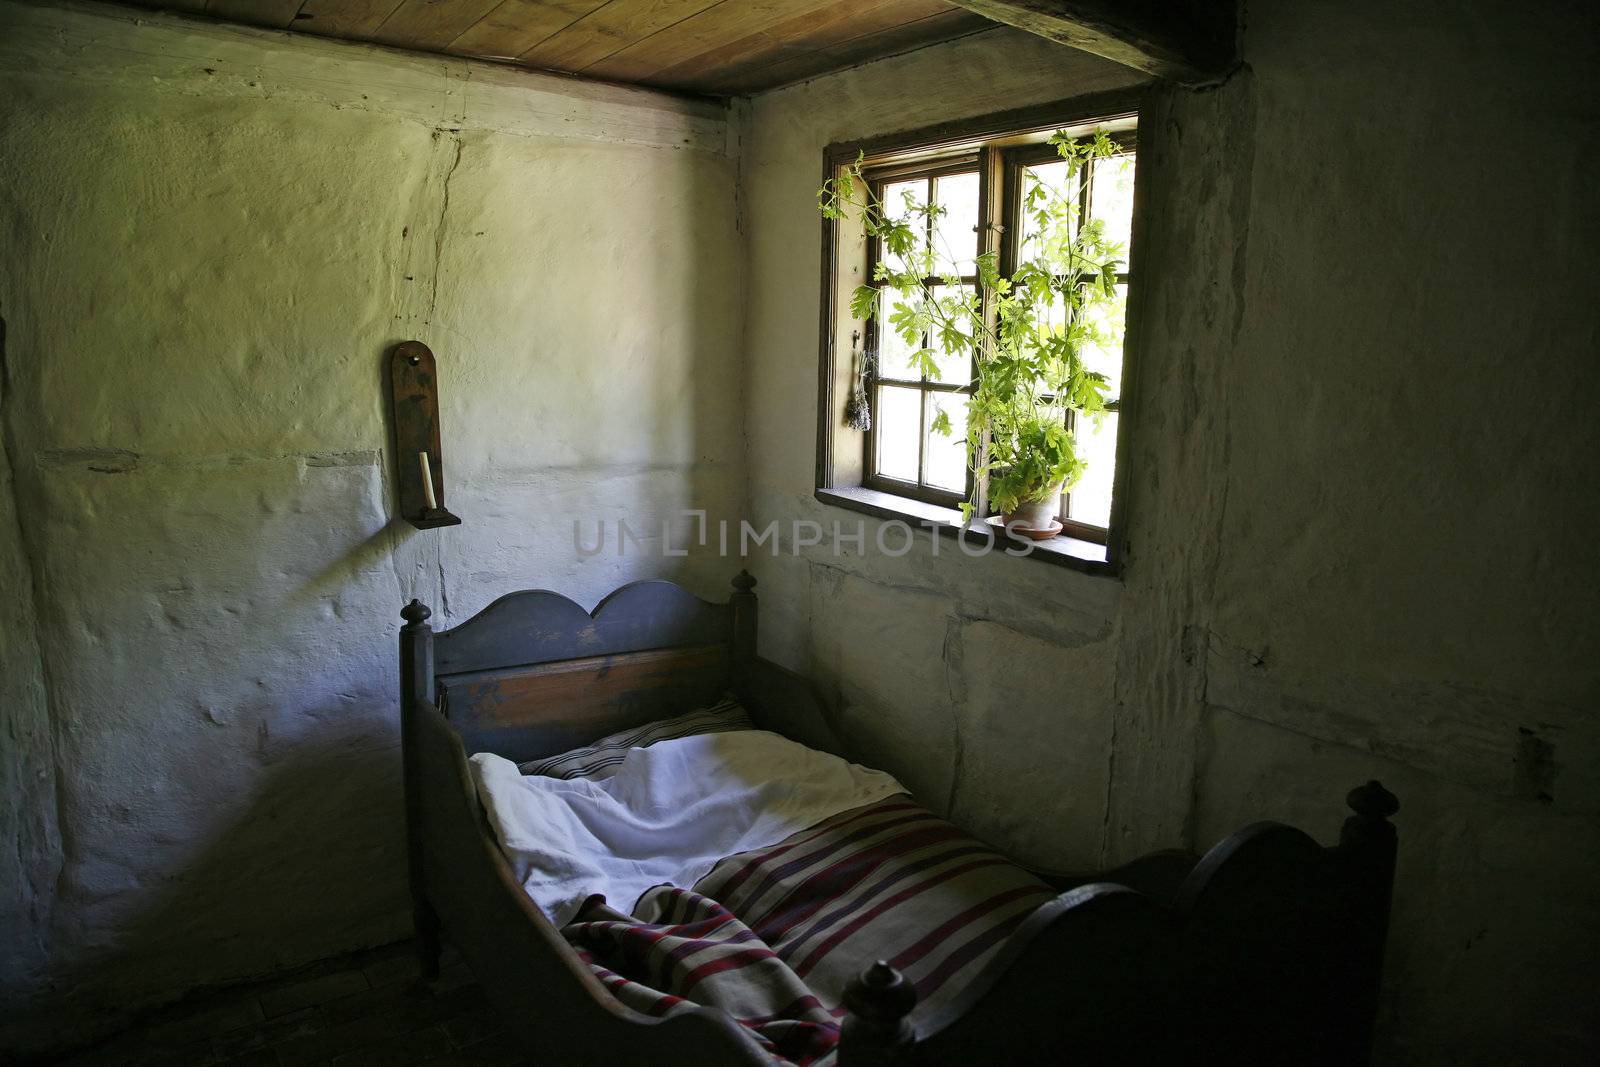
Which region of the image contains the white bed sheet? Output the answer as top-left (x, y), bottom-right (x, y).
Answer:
top-left (470, 729), bottom-right (906, 926)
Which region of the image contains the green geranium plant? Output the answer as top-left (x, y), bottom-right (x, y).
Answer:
top-left (819, 129), bottom-right (1128, 524)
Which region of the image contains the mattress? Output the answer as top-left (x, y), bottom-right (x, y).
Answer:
top-left (471, 703), bottom-right (1054, 1065)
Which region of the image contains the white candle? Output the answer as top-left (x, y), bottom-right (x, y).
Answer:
top-left (418, 451), bottom-right (438, 510)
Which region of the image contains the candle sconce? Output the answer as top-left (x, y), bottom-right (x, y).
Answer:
top-left (388, 340), bottom-right (462, 530)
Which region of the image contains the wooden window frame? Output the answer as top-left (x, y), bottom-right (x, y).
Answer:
top-left (815, 88), bottom-right (1150, 576)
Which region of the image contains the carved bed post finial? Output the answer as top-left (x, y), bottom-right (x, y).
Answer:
top-left (1347, 779), bottom-right (1399, 819)
top-left (839, 960), bottom-right (916, 1066)
top-left (1336, 780), bottom-right (1400, 1065)
top-left (1343, 779), bottom-right (1399, 847)
top-left (398, 597), bottom-right (440, 981)
top-left (730, 571), bottom-right (758, 682)
top-left (401, 599), bottom-right (433, 630)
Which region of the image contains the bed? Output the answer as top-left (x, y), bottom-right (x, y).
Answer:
top-left (398, 571), bottom-right (1399, 1065)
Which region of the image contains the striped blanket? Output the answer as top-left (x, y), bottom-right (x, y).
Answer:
top-left (563, 795), bottom-right (1056, 1065)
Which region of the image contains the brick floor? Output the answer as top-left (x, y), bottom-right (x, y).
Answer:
top-left (46, 941), bottom-right (525, 1066)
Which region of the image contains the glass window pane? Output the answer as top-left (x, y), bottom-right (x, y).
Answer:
top-left (876, 289), bottom-right (921, 381)
top-left (1089, 153), bottom-right (1136, 267)
top-left (884, 178), bottom-right (926, 214)
top-left (1019, 159), bottom-right (1076, 258)
top-left (927, 284), bottom-right (975, 385)
top-left (881, 178), bottom-right (927, 276)
top-left (1039, 285), bottom-right (1068, 343)
top-left (1067, 410), bottom-right (1117, 529)
top-left (924, 393), bottom-right (969, 493)
top-left (1078, 282), bottom-right (1127, 399)
top-left (932, 171), bottom-right (979, 277)
top-left (1028, 289), bottom-right (1076, 403)
top-left (875, 384), bottom-right (921, 482)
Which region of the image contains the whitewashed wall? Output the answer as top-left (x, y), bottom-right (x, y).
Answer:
top-left (740, 5), bottom-right (1600, 1063)
top-left (0, 0), bottom-right (743, 1049)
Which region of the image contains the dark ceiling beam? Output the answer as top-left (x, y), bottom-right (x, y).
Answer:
top-left (947, 0), bottom-right (1237, 83)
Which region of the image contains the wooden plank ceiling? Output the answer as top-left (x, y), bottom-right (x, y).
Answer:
top-left (119, 0), bottom-right (997, 96)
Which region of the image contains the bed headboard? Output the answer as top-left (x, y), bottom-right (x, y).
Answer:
top-left (399, 572), bottom-right (757, 763)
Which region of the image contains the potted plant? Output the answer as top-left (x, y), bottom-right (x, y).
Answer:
top-left (820, 129), bottom-right (1126, 537)
top-left (987, 413), bottom-right (1083, 536)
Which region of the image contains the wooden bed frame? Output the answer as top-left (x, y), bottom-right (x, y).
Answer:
top-left (398, 571), bottom-right (1399, 1065)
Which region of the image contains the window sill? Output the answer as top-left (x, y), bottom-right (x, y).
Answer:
top-left (814, 486), bottom-right (1117, 577)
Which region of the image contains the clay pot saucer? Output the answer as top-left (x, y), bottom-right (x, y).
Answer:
top-left (985, 515), bottom-right (1064, 541)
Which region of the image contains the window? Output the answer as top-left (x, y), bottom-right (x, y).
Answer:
top-left (1004, 137), bottom-right (1135, 538)
top-left (864, 161), bottom-right (980, 508)
top-left (817, 100), bottom-right (1142, 572)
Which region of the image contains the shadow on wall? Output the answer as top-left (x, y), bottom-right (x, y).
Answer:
top-left (3, 723), bottom-right (411, 1056)
top-left (678, 137), bottom-right (748, 599)
top-left (2, 441), bottom-right (422, 1055)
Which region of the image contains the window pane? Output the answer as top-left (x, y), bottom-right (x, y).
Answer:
top-left (1078, 282), bottom-right (1127, 398)
top-left (1019, 159), bottom-right (1076, 257)
top-left (1089, 153), bottom-right (1136, 266)
top-left (927, 284), bottom-right (975, 384)
top-left (924, 393), bottom-right (968, 492)
top-left (883, 178), bottom-right (926, 214)
top-left (875, 384), bottom-right (921, 482)
top-left (876, 289), bottom-right (921, 381)
top-left (932, 171), bottom-right (979, 277)
top-left (881, 178), bottom-right (927, 276)
top-left (1040, 285), bottom-right (1068, 342)
top-left (1036, 289), bottom-right (1078, 401)
top-left (1067, 411), bottom-right (1117, 529)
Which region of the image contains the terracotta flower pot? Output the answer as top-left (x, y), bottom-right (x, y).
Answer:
top-left (1000, 484), bottom-right (1063, 537)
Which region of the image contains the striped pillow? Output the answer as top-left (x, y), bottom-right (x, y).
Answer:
top-left (518, 697), bottom-right (753, 781)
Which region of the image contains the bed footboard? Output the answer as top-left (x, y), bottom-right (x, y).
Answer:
top-left (837, 781), bottom-right (1400, 1066)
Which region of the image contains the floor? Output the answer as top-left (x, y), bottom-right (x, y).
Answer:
top-left (50, 941), bottom-right (526, 1066)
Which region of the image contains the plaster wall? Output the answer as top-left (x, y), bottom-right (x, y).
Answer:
top-left (740, 4), bottom-right (1600, 1062)
top-left (0, 0), bottom-right (743, 1047)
